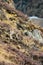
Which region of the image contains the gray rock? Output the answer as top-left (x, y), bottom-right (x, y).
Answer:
top-left (24, 29), bottom-right (43, 44)
top-left (33, 29), bottom-right (43, 43)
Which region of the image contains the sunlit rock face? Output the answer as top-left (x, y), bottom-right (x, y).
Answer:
top-left (0, 0), bottom-right (43, 65)
top-left (29, 16), bottom-right (39, 19)
top-left (29, 16), bottom-right (43, 27)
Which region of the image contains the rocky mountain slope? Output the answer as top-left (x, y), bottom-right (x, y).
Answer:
top-left (0, 0), bottom-right (43, 65)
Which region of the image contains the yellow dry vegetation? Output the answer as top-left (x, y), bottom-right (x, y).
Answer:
top-left (0, 1), bottom-right (43, 65)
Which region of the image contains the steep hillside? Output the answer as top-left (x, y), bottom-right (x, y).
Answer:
top-left (0, 0), bottom-right (43, 65)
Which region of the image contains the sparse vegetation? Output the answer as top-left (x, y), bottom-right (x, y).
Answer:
top-left (0, 0), bottom-right (43, 65)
